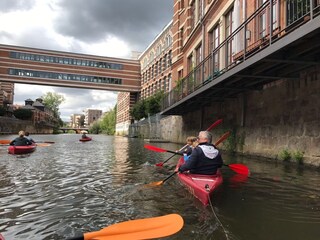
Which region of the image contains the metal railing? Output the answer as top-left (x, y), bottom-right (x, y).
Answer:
top-left (162, 0), bottom-right (320, 110)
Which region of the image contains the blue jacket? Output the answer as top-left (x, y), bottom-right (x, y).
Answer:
top-left (178, 142), bottom-right (223, 175)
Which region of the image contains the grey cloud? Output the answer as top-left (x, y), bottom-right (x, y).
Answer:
top-left (54, 0), bottom-right (172, 51)
top-left (0, 0), bottom-right (35, 13)
top-left (14, 28), bottom-right (65, 51)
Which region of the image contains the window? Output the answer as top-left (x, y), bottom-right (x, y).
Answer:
top-left (225, 8), bottom-right (234, 66)
top-left (195, 44), bottom-right (202, 65)
top-left (190, 3), bottom-right (195, 29)
top-left (179, 27), bottom-right (184, 52)
top-left (198, 0), bottom-right (203, 21)
top-left (187, 54), bottom-right (193, 72)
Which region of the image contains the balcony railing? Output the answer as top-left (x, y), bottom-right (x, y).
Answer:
top-left (162, 0), bottom-right (320, 111)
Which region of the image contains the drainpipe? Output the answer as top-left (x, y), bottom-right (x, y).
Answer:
top-left (201, 0), bottom-right (205, 82)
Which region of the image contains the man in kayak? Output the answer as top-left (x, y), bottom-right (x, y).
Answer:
top-left (177, 131), bottom-right (223, 175)
top-left (10, 130), bottom-right (33, 146)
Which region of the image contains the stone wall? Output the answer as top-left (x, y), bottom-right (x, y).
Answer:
top-left (0, 117), bottom-right (53, 134)
top-left (131, 67), bottom-right (320, 166)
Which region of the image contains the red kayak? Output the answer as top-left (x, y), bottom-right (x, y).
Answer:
top-left (176, 157), bottom-right (223, 205)
top-left (8, 144), bottom-right (37, 155)
top-left (79, 137), bottom-right (92, 142)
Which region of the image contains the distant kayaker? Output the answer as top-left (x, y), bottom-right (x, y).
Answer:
top-left (10, 130), bottom-right (33, 146)
top-left (177, 131), bottom-right (223, 175)
top-left (25, 131), bottom-right (35, 143)
top-left (81, 133), bottom-right (87, 139)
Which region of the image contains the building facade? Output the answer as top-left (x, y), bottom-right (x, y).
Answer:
top-left (0, 44), bottom-right (141, 92)
top-left (70, 114), bottom-right (85, 128)
top-left (84, 108), bottom-right (103, 126)
top-left (0, 82), bottom-right (14, 106)
top-left (115, 21), bottom-right (173, 135)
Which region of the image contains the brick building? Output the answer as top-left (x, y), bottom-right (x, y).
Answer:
top-left (84, 108), bottom-right (102, 126)
top-left (115, 21), bottom-right (173, 135)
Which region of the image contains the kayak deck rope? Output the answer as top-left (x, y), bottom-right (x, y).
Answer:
top-left (208, 196), bottom-right (230, 240)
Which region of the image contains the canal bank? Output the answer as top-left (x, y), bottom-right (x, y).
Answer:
top-left (129, 68), bottom-right (320, 167)
top-left (0, 116), bottom-right (53, 134)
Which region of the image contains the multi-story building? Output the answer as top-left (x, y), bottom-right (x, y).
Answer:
top-left (84, 108), bottom-right (102, 126)
top-left (0, 82), bottom-right (14, 106)
top-left (15, 98), bottom-right (57, 126)
top-left (70, 114), bottom-right (85, 128)
top-left (163, 0), bottom-right (320, 114)
top-left (0, 44), bottom-right (141, 93)
top-left (115, 21), bottom-right (173, 135)
top-left (139, 20), bottom-right (173, 99)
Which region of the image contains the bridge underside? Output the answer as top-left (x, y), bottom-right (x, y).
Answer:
top-left (161, 15), bottom-right (320, 115)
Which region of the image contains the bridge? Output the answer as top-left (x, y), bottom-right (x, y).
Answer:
top-left (0, 44), bottom-right (141, 92)
top-left (59, 127), bottom-right (89, 133)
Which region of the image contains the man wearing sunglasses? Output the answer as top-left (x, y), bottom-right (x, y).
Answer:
top-left (177, 131), bottom-right (223, 175)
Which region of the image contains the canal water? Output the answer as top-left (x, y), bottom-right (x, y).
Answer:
top-left (0, 134), bottom-right (319, 240)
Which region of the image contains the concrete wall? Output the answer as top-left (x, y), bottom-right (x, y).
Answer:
top-left (131, 67), bottom-right (320, 166)
top-left (0, 117), bottom-right (53, 134)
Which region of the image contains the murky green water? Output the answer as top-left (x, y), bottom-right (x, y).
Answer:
top-left (0, 134), bottom-right (319, 240)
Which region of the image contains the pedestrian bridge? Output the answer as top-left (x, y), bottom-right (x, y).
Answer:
top-left (0, 44), bottom-right (141, 93)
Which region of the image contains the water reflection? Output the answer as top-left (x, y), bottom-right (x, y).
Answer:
top-left (0, 134), bottom-right (319, 240)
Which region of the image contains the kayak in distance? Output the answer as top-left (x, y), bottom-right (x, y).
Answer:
top-left (79, 137), bottom-right (92, 142)
top-left (176, 157), bottom-right (223, 206)
top-left (8, 144), bottom-right (37, 155)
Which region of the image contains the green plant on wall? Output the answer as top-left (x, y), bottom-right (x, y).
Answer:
top-left (238, 131), bottom-right (245, 152)
top-left (278, 149), bottom-right (291, 161)
top-left (223, 129), bottom-right (237, 153)
top-left (292, 150), bottom-right (304, 164)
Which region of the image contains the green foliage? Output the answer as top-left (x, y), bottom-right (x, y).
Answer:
top-left (0, 106), bottom-right (6, 116)
top-left (223, 130), bottom-right (237, 153)
top-left (88, 105), bottom-right (117, 135)
top-left (278, 149), bottom-right (291, 161)
top-left (99, 105), bottom-right (117, 135)
top-left (292, 151), bottom-right (304, 164)
top-left (89, 121), bottom-right (102, 134)
top-left (41, 92), bottom-right (65, 127)
top-left (130, 91), bottom-right (164, 120)
top-left (130, 99), bottom-right (147, 120)
top-left (13, 108), bottom-right (33, 120)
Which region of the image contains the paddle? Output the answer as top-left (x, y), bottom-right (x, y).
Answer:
top-left (147, 132), bottom-right (233, 186)
top-left (155, 119), bottom-right (223, 167)
top-left (0, 140), bottom-right (55, 145)
top-left (36, 141), bottom-right (55, 144)
top-left (144, 144), bottom-right (177, 154)
top-left (36, 143), bottom-right (51, 147)
top-left (68, 213), bottom-right (183, 240)
top-left (0, 140), bottom-right (11, 145)
top-left (223, 163), bottom-right (250, 175)
top-left (145, 131), bottom-right (230, 155)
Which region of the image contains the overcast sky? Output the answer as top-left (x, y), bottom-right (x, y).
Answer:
top-left (0, 0), bottom-right (172, 121)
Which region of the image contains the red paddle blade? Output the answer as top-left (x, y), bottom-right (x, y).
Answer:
top-left (214, 131), bottom-right (230, 146)
top-left (155, 162), bottom-right (164, 167)
top-left (228, 163), bottom-right (250, 175)
top-left (144, 144), bottom-right (167, 152)
top-left (207, 119), bottom-right (223, 131)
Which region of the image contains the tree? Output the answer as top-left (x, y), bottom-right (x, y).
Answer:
top-left (130, 99), bottom-right (147, 120)
top-left (130, 91), bottom-right (164, 120)
top-left (41, 92), bottom-right (65, 126)
top-left (100, 105), bottom-right (117, 135)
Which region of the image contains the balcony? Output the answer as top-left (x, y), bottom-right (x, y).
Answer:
top-left (162, 0), bottom-right (320, 115)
